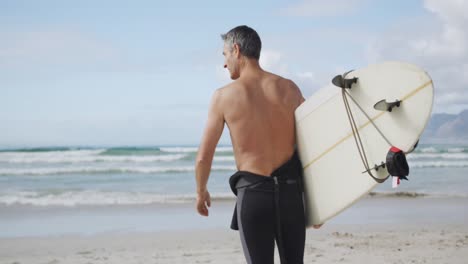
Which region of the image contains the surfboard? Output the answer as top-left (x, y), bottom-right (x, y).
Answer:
top-left (295, 61), bottom-right (434, 226)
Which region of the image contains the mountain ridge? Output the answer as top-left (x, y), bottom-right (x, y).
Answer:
top-left (421, 109), bottom-right (468, 144)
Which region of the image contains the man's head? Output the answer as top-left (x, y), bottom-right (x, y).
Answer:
top-left (221, 25), bottom-right (262, 79)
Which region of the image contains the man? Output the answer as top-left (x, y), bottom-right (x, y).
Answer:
top-left (195, 25), bottom-right (320, 264)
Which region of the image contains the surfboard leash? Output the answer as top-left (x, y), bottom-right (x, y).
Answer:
top-left (342, 90), bottom-right (393, 147)
top-left (340, 86), bottom-right (390, 183)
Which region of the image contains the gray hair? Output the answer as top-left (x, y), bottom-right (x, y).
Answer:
top-left (221, 25), bottom-right (262, 60)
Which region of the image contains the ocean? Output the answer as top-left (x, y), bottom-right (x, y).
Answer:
top-left (0, 144), bottom-right (468, 208)
top-left (1, 144), bottom-right (468, 237)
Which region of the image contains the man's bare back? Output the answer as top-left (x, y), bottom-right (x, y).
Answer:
top-left (195, 25), bottom-right (305, 218)
top-left (218, 70), bottom-right (304, 176)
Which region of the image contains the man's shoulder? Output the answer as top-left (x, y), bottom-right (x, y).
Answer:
top-left (211, 81), bottom-right (239, 106)
top-left (216, 80), bottom-right (242, 96)
top-left (263, 71), bottom-right (294, 86)
top-left (218, 81), bottom-right (237, 91)
top-left (263, 71), bottom-right (304, 104)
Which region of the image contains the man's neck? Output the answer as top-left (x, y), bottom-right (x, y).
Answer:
top-left (239, 58), bottom-right (262, 78)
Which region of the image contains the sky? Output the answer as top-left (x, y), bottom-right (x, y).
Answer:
top-left (1, 0), bottom-right (467, 147)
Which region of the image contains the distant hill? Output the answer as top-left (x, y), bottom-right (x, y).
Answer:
top-left (421, 109), bottom-right (468, 144)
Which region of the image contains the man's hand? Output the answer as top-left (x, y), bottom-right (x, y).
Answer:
top-left (196, 190), bottom-right (211, 216)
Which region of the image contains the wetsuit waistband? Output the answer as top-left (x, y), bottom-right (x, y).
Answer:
top-left (229, 151), bottom-right (303, 195)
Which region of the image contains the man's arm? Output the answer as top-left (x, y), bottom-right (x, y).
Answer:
top-left (195, 89), bottom-right (225, 216)
top-left (287, 79), bottom-right (305, 106)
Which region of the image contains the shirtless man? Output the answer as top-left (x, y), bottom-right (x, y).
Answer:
top-left (195, 25), bottom-right (319, 264)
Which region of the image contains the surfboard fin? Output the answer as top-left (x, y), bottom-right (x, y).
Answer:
top-left (332, 74), bottom-right (358, 89)
top-left (373, 99), bottom-right (402, 112)
top-left (361, 162), bottom-right (386, 174)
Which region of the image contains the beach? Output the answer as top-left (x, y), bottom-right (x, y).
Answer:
top-left (2, 225), bottom-right (468, 264)
top-left (1, 196), bottom-right (468, 264)
top-left (2, 0), bottom-right (468, 262)
top-left (1, 145), bottom-right (468, 263)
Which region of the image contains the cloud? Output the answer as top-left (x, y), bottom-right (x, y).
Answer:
top-left (424, 0), bottom-right (468, 27)
top-left (422, 0), bottom-right (468, 59)
top-left (366, 0), bottom-right (468, 114)
top-left (280, 0), bottom-right (367, 17)
top-left (296, 71), bottom-right (315, 81)
top-left (0, 30), bottom-right (117, 69)
top-left (260, 49), bottom-right (288, 75)
top-left (0, 29), bottom-right (175, 74)
top-left (260, 49), bottom-right (322, 96)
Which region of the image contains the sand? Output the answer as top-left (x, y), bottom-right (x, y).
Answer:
top-left (1, 223), bottom-right (467, 264)
top-left (1, 197), bottom-right (468, 263)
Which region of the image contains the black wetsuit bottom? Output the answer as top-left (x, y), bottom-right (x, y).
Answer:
top-left (229, 152), bottom-right (305, 264)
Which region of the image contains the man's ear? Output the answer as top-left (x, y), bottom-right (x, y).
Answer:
top-left (233, 43), bottom-right (241, 58)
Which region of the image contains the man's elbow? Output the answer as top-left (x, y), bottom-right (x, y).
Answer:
top-left (195, 156), bottom-right (211, 168)
top-left (195, 158), bottom-right (205, 167)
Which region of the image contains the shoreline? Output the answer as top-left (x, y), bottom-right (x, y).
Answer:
top-left (1, 196), bottom-right (468, 238)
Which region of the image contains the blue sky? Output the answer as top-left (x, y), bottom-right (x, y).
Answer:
top-left (1, 0), bottom-right (467, 147)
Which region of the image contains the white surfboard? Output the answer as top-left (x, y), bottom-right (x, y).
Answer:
top-left (295, 61), bottom-right (434, 226)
